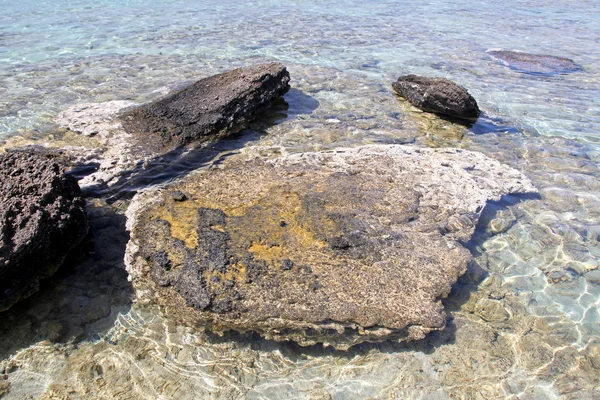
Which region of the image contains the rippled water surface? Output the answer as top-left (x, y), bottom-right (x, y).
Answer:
top-left (1, 0), bottom-right (600, 399)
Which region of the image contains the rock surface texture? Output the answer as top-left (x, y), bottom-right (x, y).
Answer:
top-left (120, 62), bottom-right (291, 152)
top-left (125, 145), bottom-right (537, 349)
top-left (0, 151), bottom-right (88, 311)
top-left (392, 75), bottom-right (480, 121)
top-left (487, 50), bottom-right (582, 75)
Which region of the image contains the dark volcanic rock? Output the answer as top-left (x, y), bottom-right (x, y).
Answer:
top-left (487, 50), bottom-right (582, 75)
top-left (0, 151), bottom-right (88, 311)
top-left (120, 63), bottom-right (291, 152)
top-left (392, 75), bottom-right (480, 121)
top-left (126, 144), bottom-right (537, 350)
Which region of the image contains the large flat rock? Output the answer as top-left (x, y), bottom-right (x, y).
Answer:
top-left (0, 151), bottom-right (89, 311)
top-left (125, 144), bottom-right (537, 349)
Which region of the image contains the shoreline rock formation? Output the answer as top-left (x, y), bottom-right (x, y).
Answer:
top-left (0, 151), bottom-right (89, 311)
top-left (125, 144), bottom-right (537, 350)
top-left (487, 50), bottom-right (582, 75)
top-left (56, 63), bottom-right (291, 192)
top-left (392, 75), bottom-right (480, 121)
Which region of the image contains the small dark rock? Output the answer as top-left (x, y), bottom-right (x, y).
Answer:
top-left (392, 74), bottom-right (480, 121)
top-left (170, 191), bottom-right (187, 202)
top-left (281, 259), bottom-right (294, 271)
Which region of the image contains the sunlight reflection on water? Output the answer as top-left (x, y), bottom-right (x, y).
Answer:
top-left (1, 0), bottom-right (600, 398)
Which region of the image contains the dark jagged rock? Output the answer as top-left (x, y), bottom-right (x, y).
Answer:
top-left (0, 151), bottom-right (89, 311)
top-left (392, 75), bottom-right (480, 121)
top-left (126, 145), bottom-right (537, 350)
top-left (120, 63), bottom-right (291, 152)
top-left (487, 50), bottom-right (582, 75)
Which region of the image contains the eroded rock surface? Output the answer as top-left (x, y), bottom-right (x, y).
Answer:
top-left (487, 50), bottom-right (582, 75)
top-left (56, 63), bottom-right (290, 192)
top-left (125, 144), bottom-right (537, 349)
top-left (0, 151), bottom-right (88, 311)
top-left (120, 62), bottom-right (290, 153)
top-left (392, 75), bottom-right (480, 121)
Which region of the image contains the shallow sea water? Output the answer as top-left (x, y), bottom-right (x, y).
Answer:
top-left (1, 0), bottom-right (600, 399)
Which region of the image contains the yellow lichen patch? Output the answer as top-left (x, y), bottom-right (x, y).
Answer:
top-left (150, 199), bottom-right (201, 248)
top-left (248, 243), bottom-right (285, 262)
top-left (287, 219), bottom-right (330, 250)
top-left (203, 198), bottom-right (261, 218)
top-left (241, 190), bottom-right (330, 267)
top-left (222, 263), bottom-right (246, 282)
top-left (177, 177), bottom-right (265, 218)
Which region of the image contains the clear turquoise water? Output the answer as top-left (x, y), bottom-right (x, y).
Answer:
top-left (1, 0), bottom-right (600, 399)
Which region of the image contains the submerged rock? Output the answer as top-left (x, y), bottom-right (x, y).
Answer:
top-left (487, 50), bottom-right (582, 75)
top-left (125, 144), bottom-right (536, 349)
top-left (0, 151), bottom-right (88, 311)
top-left (392, 75), bottom-right (480, 121)
top-left (120, 62), bottom-right (291, 153)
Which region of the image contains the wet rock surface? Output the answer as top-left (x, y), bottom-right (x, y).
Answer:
top-left (120, 63), bottom-right (290, 153)
top-left (126, 144), bottom-right (537, 349)
top-left (487, 50), bottom-right (583, 75)
top-left (0, 151), bottom-right (88, 311)
top-left (392, 74), bottom-right (480, 121)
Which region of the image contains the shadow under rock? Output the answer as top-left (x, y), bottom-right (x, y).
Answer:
top-left (200, 317), bottom-right (460, 362)
top-left (283, 88), bottom-right (320, 118)
top-left (424, 112), bottom-right (521, 138)
top-left (469, 113), bottom-right (520, 135)
top-left (0, 201), bottom-right (133, 361)
top-left (464, 192), bottom-right (542, 254)
top-left (441, 193), bottom-right (541, 306)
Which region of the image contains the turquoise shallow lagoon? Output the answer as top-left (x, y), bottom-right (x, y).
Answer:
top-left (1, 0), bottom-right (600, 398)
